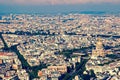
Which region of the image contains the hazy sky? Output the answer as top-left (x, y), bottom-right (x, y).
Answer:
top-left (0, 0), bottom-right (120, 14)
top-left (0, 0), bottom-right (120, 5)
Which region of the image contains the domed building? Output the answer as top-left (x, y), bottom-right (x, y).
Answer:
top-left (91, 38), bottom-right (105, 59)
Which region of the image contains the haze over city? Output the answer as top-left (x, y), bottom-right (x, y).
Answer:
top-left (1, 0), bottom-right (120, 5)
top-left (0, 0), bottom-right (120, 14)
